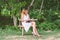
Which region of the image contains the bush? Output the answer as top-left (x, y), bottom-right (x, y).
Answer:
top-left (54, 19), bottom-right (60, 29)
top-left (38, 21), bottom-right (57, 31)
top-left (29, 9), bottom-right (60, 31)
top-left (0, 9), bottom-right (60, 31)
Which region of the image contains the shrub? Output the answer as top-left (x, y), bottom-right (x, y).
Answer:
top-left (38, 21), bottom-right (57, 31)
top-left (54, 19), bottom-right (60, 29)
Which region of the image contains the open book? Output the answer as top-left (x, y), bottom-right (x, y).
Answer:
top-left (28, 19), bottom-right (37, 21)
top-left (25, 19), bottom-right (37, 22)
top-left (19, 19), bottom-right (37, 22)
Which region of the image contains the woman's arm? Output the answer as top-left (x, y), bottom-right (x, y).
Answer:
top-left (21, 14), bottom-right (28, 22)
top-left (21, 14), bottom-right (24, 22)
top-left (28, 14), bottom-right (30, 19)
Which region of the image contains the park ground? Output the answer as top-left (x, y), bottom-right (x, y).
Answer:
top-left (0, 30), bottom-right (60, 40)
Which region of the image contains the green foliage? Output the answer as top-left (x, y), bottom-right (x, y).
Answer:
top-left (9, 1), bottom-right (26, 16)
top-left (1, 8), bottom-right (10, 16)
top-left (54, 19), bottom-right (60, 28)
top-left (0, 0), bottom-right (60, 31)
top-left (0, 0), bottom-right (26, 17)
top-left (0, 25), bottom-right (22, 36)
top-left (39, 21), bottom-right (56, 31)
top-left (5, 25), bottom-right (20, 31)
top-left (30, 9), bottom-right (60, 31)
top-left (30, 9), bottom-right (40, 18)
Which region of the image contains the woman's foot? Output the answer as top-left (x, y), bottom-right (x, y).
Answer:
top-left (36, 34), bottom-right (41, 37)
top-left (32, 32), bottom-right (41, 37)
top-left (32, 32), bottom-right (37, 36)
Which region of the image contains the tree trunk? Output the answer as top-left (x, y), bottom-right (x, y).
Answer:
top-left (13, 15), bottom-right (17, 26)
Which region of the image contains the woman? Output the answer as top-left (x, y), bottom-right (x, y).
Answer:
top-left (21, 8), bottom-right (40, 37)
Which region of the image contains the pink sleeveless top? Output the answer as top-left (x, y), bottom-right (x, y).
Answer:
top-left (22, 14), bottom-right (31, 32)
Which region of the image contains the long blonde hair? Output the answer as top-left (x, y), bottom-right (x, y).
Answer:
top-left (21, 9), bottom-right (28, 16)
top-left (21, 9), bottom-right (25, 16)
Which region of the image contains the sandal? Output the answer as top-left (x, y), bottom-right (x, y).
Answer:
top-left (32, 32), bottom-right (37, 36)
top-left (32, 32), bottom-right (41, 37)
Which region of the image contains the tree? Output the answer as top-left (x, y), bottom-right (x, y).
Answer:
top-left (1, 0), bottom-right (26, 26)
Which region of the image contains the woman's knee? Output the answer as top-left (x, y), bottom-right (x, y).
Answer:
top-left (31, 21), bottom-right (36, 25)
top-left (31, 21), bottom-right (36, 27)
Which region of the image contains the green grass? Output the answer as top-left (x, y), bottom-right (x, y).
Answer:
top-left (0, 26), bottom-right (60, 40)
top-left (0, 26), bottom-right (60, 36)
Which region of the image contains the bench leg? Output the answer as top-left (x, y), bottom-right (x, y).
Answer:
top-left (22, 27), bottom-right (24, 36)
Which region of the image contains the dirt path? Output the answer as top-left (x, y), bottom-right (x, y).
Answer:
top-left (0, 31), bottom-right (60, 40)
top-left (0, 34), bottom-right (60, 40)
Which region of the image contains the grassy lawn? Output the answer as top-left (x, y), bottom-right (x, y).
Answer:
top-left (0, 26), bottom-right (60, 40)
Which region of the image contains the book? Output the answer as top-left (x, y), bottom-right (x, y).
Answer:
top-left (19, 19), bottom-right (37, 22)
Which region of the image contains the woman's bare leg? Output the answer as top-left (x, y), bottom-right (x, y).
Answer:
top-left (31, 21), bottom-right (40, 36)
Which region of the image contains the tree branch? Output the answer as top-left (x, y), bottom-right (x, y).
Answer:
top-left (28, 0), bottom-right (34, 10)
top-left (39, 0), bottom-right (44, 14)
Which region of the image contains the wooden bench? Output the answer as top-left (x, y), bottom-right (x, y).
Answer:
top-left (18, 19), bottom-right (24, 36)
top-left (18, 19), bottom-right (37, 36)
